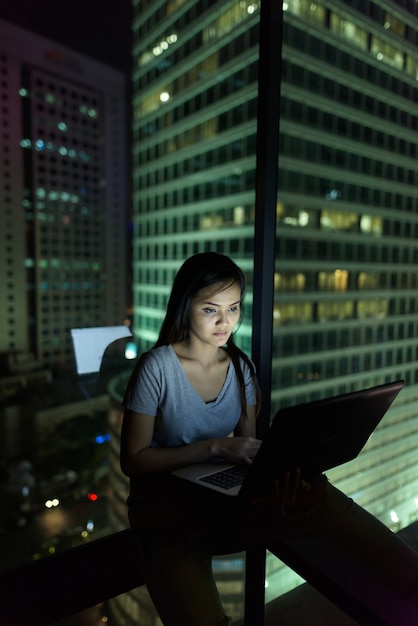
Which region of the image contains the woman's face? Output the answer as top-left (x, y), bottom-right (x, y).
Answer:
top-left (188, 281), bottom-right (242, 348)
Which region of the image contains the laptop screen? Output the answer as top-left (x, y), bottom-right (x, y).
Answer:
top-left (70, 326), bottom-right (132, 375)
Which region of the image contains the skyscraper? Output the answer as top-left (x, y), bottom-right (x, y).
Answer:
top-left (111, 0), bottom-right (418, 621)
top-left (131, 0), bottom-right (418, 510)
top-left (0, 19), bottom-right (128, 373)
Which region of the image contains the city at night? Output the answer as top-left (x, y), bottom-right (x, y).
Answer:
top-left (1, 1), bottom-right (418, 625)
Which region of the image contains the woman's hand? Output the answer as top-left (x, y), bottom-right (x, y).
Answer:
top-left (121, 409), bottom-right (261, 476)
top-left (253, 467), bottom-right (328, 516)
top-left (210, 436), bottom-right (262, 465)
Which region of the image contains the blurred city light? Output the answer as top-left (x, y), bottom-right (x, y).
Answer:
top-left (44, 498), bottom-right (60, 508)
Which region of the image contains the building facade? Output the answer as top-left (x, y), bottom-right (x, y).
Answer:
top-left (109, 0), bottom-right (418, 622)
top-left (0, 19), bottom-right (128, 373)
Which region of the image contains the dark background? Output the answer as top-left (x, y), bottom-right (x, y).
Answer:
top-left (0, 0), bottom-right (133, 73)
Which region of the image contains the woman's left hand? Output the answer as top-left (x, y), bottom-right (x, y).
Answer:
top-left (253, 467), bottom-right (327, 516)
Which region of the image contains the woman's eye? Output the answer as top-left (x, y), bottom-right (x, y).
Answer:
top-left (230, 306), bottom-right (240, 313)
top-left (203, 307), bottom-right (216, 314)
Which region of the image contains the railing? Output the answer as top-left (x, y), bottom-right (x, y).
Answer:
top-left (0, 530), bottom-right (142, 626)
top-left (1, 522), bottom-right (417, 626)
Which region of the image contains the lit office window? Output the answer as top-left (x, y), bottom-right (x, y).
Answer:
top-left (167, 0), bottom-right (187, 15)
top-left (330, 13), bottom-right (368, 50)
top-left (371, 36), bottom-right (404, 70)
top-left (358, 272), bottom-right (379, 290)
top-left (360, 215), bottom-right (383, 236)
top-left (274, 272), bottom-right (306, 292)
top-left (233, 206), bottom-right (245, 225)
top-left (406, 55), bottom-right (418, 80)
top-left (318, 270), bottom-right (348, 292)
top-left (357, 299), bottom-right (389, 319)
top-left (273, 302), bottom-right (313, 326)
top-left (279, 204), bottom-right (313, 227)
top-left (283, 0), bottom-right (325, 24)
top-left (203, 1), bottom-right (259, 42)
top-left (200, 213), bottom-right (224, 230)
top-left (317, 300), bottom-right (354, 321)
top-left (384, 13), bottom-right (405, 37)
top-left (320, 210), bottom-right (358, 232)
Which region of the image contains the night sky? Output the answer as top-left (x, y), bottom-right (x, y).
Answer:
top-left (0, 0), bottom-right (133, 74)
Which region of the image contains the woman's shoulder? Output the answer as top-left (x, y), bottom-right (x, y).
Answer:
top-left (126, 345), bottom-right (175, 391)
top-left (150, 344), bottom-right (173, 358)
top-left (222, 347), bottom-right (256, 385)
top-left (140, 345), bottom-right (174, 368)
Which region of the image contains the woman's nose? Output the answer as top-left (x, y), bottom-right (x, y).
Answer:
top-left (217, 311), bottom-right (229, 325)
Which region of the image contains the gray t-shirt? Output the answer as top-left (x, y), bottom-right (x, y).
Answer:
top-left (123, 344), bottom-right (257, 447)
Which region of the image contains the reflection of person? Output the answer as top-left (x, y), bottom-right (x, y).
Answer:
top-left (97, 336), bottom-right (137, 394)
top-left (121, 252), bottom-right (418, 626)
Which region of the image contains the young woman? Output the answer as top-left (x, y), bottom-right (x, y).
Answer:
top-left (121, 252), bottom-right (418, 626)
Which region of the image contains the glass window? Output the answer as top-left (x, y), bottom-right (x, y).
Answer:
top-left (284, 0), bottom-right (325, 24)
top-left (371, 36), bottom-right (404, 69)
top-left (384, 12), bottom-right (405, 36)
top-left (406, 54), bottom-right (418, 80)
top-left (330, 12), bottom-right (368, 49)
top-left (4, 4), bottom-right (418, 624)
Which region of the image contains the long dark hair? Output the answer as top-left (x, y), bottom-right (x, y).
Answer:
top-left (155, 252), bottom-right (261, 417)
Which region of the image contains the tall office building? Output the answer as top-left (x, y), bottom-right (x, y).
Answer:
top-left (0, 19), bottom-right (128, 373)
top-left (111, 0), bottom-right (418, 622)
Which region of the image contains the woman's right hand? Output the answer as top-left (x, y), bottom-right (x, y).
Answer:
top-left (121, 409), bottom-right (261, 476)
top-left (210, 436), bottom-right (262, 465)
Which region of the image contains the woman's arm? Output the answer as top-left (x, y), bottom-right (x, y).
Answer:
top-left (120, 406), bottom-right (261, 477)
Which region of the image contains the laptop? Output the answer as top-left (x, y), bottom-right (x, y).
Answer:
top-left (70, 326), bottom-right (132, 397)
top-left (172, 380), bottom-right (404, 499)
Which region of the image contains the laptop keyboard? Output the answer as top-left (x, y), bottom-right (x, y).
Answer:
top-left (199, 465), bottom-right (248, 490)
